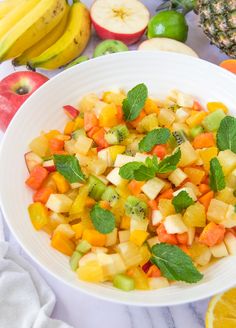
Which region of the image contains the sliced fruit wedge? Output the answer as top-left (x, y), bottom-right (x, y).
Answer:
top-left (138, 38), bottom-right (199, 58)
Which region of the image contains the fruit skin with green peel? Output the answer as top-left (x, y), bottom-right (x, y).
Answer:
top-left (93, 40), bottom-right (128, 57)
top-left (125, 196), bottom-right (148, 220)
top-left (113, 273), bottom-right (135, 291)
top-left (148, 10), bottom-right (188, 42)
top-left (105, 125), bottom-right (129, 145)
top-left (88, 175), bottom-right (106, 201)
top-left (101, 186), bottom-right (120, 206)
top-left (65, 55), bottom-right (89, 69)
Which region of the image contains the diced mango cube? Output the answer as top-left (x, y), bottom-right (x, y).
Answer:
top-left (183, 167), bottom-right (205, 185)
top-left (83, 229), bottom-right (106, 247)
top-left (52, 172), bottom-right (70, 193)
top-left (130, 230), bottom-right (149, 246)
top-left (51, 232), bottom-right (75, 256)
top-left (207, 102), bottom-right (228, 114)
top-left (99, 104), bottom-right (119, 127)
top-left (198, 147), bottom-right (218, 171)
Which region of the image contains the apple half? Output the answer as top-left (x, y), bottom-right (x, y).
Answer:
top-left (91, 0), bottom-right (150, 45)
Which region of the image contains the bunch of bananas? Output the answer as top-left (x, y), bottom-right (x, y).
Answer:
top-left (0, 0), bottom-right (91, 69)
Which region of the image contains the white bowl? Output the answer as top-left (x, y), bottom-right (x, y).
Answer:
top-left (1, 51), bottom-right (236, 306)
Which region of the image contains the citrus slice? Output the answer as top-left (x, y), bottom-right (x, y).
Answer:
top-left (206, 287), bottom-right (236, 328)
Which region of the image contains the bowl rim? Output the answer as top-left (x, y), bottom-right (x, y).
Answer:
top-left (1, 51), bottom-right (236, 306)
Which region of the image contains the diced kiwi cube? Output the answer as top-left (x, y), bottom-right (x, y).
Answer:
top-left (113, 274), bottom-right (135, 291)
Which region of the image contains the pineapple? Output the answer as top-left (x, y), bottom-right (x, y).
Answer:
top-left (157, 1), bottom-right (236, 58)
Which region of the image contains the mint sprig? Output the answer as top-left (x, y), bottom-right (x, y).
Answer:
top-left (139, 128), bottom-right (170, 152)
top-left (209, 157), bottom-right (225, 192)
top-left (151, 243), bottom-right (203, 283)
top-left (122, 83), bottom-right (148, 121)
top-left (53, 154), bottom-right (85, 183)
top-left (216, 116), bottom-right (236, 154)
top-left (90, 204), bottom-right (115, 234)
top-left (155, 148), bottom-right (181, 174)
top-left (172, 190), bottom-right (194, 213)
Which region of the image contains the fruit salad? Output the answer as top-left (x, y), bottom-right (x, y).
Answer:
top-left (25, 84), bottom-right (236, 291)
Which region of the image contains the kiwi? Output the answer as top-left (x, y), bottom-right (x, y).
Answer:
top-left (88, 175), bottom-right (106, 201)
top-left (93, 40), bottom-right (128, 58)
top-left (172, 130), bottom-right (188, 145)
top-left (105, 125), bottom-right (129, 145)
top-left (72, 128), bottom-right (86, 140)
top-left (65, 55), bottom-right (89, 69)
top-left (125, 196), bottom-right (147, 220)
top-left (101, 186), bottom-right (120, 206)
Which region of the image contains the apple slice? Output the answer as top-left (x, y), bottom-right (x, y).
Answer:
top-left (24, 151), bottom-right (43, 172)
top-left (43, 159), bottom-right (56, 172)
top-left (91, 0), bottom-right (150, 45)
top-left (138, 38), bottom-right (199, 58)
top-left (63, 105), bottom-right (79, 119)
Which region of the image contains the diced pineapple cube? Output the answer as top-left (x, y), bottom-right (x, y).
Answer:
top-left (141, 177), bottom-right (165, 200)
top-left (176, 91), bottom-right (194, 107)
top-left (87, 158), bottom-right (107, 175)
top-left (140, 244), bottom-right (151, 265)
top-left (105, 228), bottom-right (117, 246)
top-left (110, 254), bottom-right (126, 274)
top-left (210, 241), bottom-right (228, 258)
top-left (130, 230), bottom-right (149, 246)
top-left (173, 187), bottom-right (197, 201)
top-left (97, 253), bottom-right (115, 277)
top-left (64, 139), bottom-right (76, 154)
top-left (49, 212), bottom-right (67, 229)
top-left (218, 150), bottom-right (236, 176)
top-left (137, 113), bottom-right (159, 132)
top-left (77, 260), bottom-right (104, 282)
top-left (147, 236), bottom-right (160, 248)
top-left (168, 168), bottom-right (187, 187)
top-left (187, 227), bottom-right (195, 245)
top-left (46, 194), bottom-right (73, 213)
top-left (130, 218), bottom-right (149, 232)
top-left (207, 199), bottom-right (229, 223)
top-left (216, 187), bottom-right (236, 205)
top-left (129, 267), bottom-right (149, 290)
top-left (119, 230), bottom-right (130, 243)
top-left (54, 224), bottom-right (75, 239)
top-left (106, 168), bottom-right (123, 186)
top-left (117, 241), bottom-right (143, 268)
top-left (189, 242), bottom-right (211, 266)
top-left (158, 199), bottom-right (175, 217)
top-left (198, 147), bottom-right (218, 171)
top-left (79, 252), bottom-right (98, 266)
top-left (152, 210), bottom-right (163, 226)
top-left (91, 247), bottom-right (108, 254)
top-left (226, 168), bottom-right (236, 189)
top-left (224, 232), bottom-right (236, 255)
top-left (158, 108), bottom-right (175, 127)
top-left (183, 202), bottom-right (206, 227)
top-left (186, 111), bottom-right (206, 128)
top-left (79, 93), bottom-right (99, 112)
top-left (108, 146), bottom-right (126, 162)
top-left (102, 91), bottom-right (125, 106)
top-left (75, 135), bottom-right (93, 155)
top-left (148, 277), bottom-right (169, 290)
top-left (29, 135), bottom-right (49, 157)
top-left (178, 141), bottom-right (198, 167)
top-left (164, 214), bottom-right (188, 234)
top-left (75, 153), bottom-right (89, 166)
top-left (114, 154), bottom-right (135, 167)
top-left (221, 205), bottom-right (236, 228)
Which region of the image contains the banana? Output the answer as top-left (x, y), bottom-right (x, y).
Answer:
top-left (0, 0), bottom-right (24, 19)
top-left (28, 1), bottom-right (91, 70)
top-left (0, 0), bottom-right (41, 39)
top-left (13, 2), bottom-right (70, 66)
top-left (0, 0), bottom-right (67, 61)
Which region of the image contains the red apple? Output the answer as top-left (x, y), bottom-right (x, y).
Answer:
top-left (63, 105), bottom-right (79, 119)
top-left (91, 0), bottom-right (150, 45)
top-left (0, 71), bottom-right (48, 131)
top-left (43, 159), bottom-right (56, 172)
top-left (24, 151), bottom-right (43, 172)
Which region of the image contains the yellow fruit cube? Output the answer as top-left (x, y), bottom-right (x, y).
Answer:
top-left (82, 229), bottom-right (106, 247)
top-left (158, 199), bottom-right (175, 217)
top-left (183, 202), bottom-right (206, 227)
top-left (186, 111), bottom-right (206, 127)
top-left (216, 187), bottom-right (236, 205)
top-left (79, 93), bottom-right (99, 112)
top-left (207, 199), bottom-right (229, 223)
top-left (29, 135), bottom-right (49, 157)
top-left (74, 116), bottom-right (84, 129)
top-left (28, 202), bottom-right (49, 230)
top-left (207, 102), bottom-right (228, 114)
top-left (99, 104), bottom-right (119, 127)
top-left (52, 172), bottom-right (70, 194)
top-left (77, 260), bottom-right (104, 282)
top-left (140, 244), bottom-right (151, 266)
top-left (144, 98), bottom-right (159, 114)
top-left (198, 147), bottom-right (218, 171)
top-left (178, 141), bottom-right (198, 167)
top-left (218, 150), bottom-right (236, 176)
top-left (102, 91), bottom-right (125, 106)
top-left (158, 108), bottom-right (175, 127)
top-left (120, 216), bottom-right (131, 230)
top-left (117, 241), bottom-right (143, 268)
top-left (64, 121), bottom-right (75, 135)
top-left (130, 230), bottom-right (149, 246)
top-left (183, 167), bottom-right (205, 185)
top-left (108, 145), bottom-right (126, 162)
top-left (71, 222), bottom-right (84, 239)
top-left (128, 267), bottom-right (149, 290)
top-left (189, 241), bottom-right (211, 266)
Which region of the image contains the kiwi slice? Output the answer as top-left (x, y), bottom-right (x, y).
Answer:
top-left (93, 40), bottom-right (128, 58)
top-left (101, 186), bottom-right (120, 206)
top-left (125, 196), bottom-right (147, 221)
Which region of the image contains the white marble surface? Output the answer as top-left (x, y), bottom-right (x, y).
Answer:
top-left (0, 1), bottom-right (229, 327)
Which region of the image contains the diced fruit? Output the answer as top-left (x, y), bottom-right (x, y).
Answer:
top-left (102, 186), bottom-right (119, 206)
top-left (29, 135), bottom-right (49, 157)
top-left (105, 228), bottom-right (117, 246)
top-left (152, 210), bottom-right (163, 226)
top-left (137, 113), bottom-right (159, 132)
top-left (76, 240), bottom-right (92, 254)
top-left (84, 112), bottom-right (98, 132)
top-left (130, 230), bottom-right (148, 246)
top-left (99, 104), bottom-right (119, 127)
top-left (117, 241), bottom-right (143, 268)
top-left (218, 150), bottom-right (236, 176)
top-left (224, 232), bottom-right (236, 255)
top-left (183, 202), bottom-right (206, 227)
top-left (187, 227), bottom-right (195, 245)
top-left (46, 194), bottom-right (73, 213)
top-left (175, 108), bottom-right (189, 123)
top-left (207, 102), bottom-right (228, 114)
top-left (74, 135), bottom-right (93, 155)
top-left (183, 167), bottom-right (205, 185)
top-left (51, 232), bottom-right (75, 256)
top-left (128, 267), bottom-right (149, 290)
top-left (33, 186), bottom-right (54, 204)
top-left (97, 148), bottom-right (112, 167)
top-left (49, 212), bottom-right (67, 229)
top-left (144, 98), bottom-right (159, 114)
top-left (120, 216), bottom-right (131, 230)
top-left (148, 277), bottom-right (169, 290)
top-left (158, 199), bottom-right (175, 217)
top-left (156, 223), bottom-right (178, 245)
top-left (63, 105), bottom-right (79, 119)
top-left (77, 260), bottom-right (104, 282)
top-left (69, 185), bottom-right (89, 218)
top-left (79, 93), bottom-right (99, 112)
top-left (207, 199), bottom-right (229, 224)
top-left (226, 169), bottom-right (236, 188)
top-left (102, 91), bottom-right (125, 106)
top-left (106, 168), bottom-right (123, 186)
top-left (125, 196), bottom-right (147, 220)
top-left (25, 165), bottom-right (48, 190)
top-left (210, 241), bottom-right (228, 258)
top-left (158, 108), bottom-right (175, 127)
top-left (222, 205), bottom-right (236, 228)
top-left (178, 141), bottom-right (198, 167)
top-left (202, 109), bottom-right (225, 132)
top-left (71, 223), bottom-right (83, 239)
top-left (25, 151), bottom-right (43, 172)
top-left (140, 244), bottom-right (151, 265)
top-left (186, 111), bottom-right (206, 128)
top-left (198, 191), bottom-right (214, 210)
top-left (113, 274), bottom-right (135, 291)
top-left (70, 251), bottom-right (82, 271)
top-left (105, 125), bottom-right (129, 144)
top-left (52, 172), bottom-right (70, 194)
top-left (176, 92), bottom-right (194, 108)
top-left (164, 214), bottom-right (188, 234)
top-left (216, 187), bottom-right (236, 205)
top-left (28, 202), bottom-right (49, 230)
top-left (198, 147), bottom-right (218, 171)
top-left (189, 125), bottom-right (204, 139)
top-left (141, 177), bottom-right (165, 200)
top-left (193, 132), bottom-right (215, 149)
top-left (173, 187), bottom-right (197, 201)
top-left (168, 168), bottom-right (187, 187)
top-left (110, 254), bottom-right (126, 275)
top-left (189, 241), bottom-right (211, 266)
top-left (199, 222), bottom-right (225, 247)
top-left (87, 158), bottom-right (107, 176)
top-left (130, 218), bottom-right (149, 232)
top-left (83, 229), bottom-right (106, 247)
top-left (172, 130), bottom-right (188, 146)
top-left (88, 175), bottom-right (106, 201)
top-left (114, 154), bottom-right (135, 167)
top-left (108, 145), bottom-right (126, 162)
top-left (43, 159), bottom-right (56, 172)
top-left (119, 230), bottom-right (130, 243)
top-left (147, 236), bottom-right (160, 248)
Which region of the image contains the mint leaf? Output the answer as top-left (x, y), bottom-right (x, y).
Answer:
top-left (139, 128), bottom-right (170, 152)
top-left (172, 190), bottom-right (194, 213)
top-left (119, 162), bottom-right (144, 180)
top-left (122, 83), bottom-right (148, 121)
top-left (155, 148), bottom-right (181, 174)
top-left (151, 243), bottom-right (203, 283)
top-left (209, 157), bottom-right (225, 192)
top-left (133, 165), bottom-right (156, 181)
top-left (217, 116), bottom-right (236, 154)
top-left (53, 154), bottom-right (85, 183)
top-left (90, 204), bottom-right (115, 234)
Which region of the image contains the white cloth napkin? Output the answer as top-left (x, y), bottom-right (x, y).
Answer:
top-left (0, 214), bottom-right (73, 328)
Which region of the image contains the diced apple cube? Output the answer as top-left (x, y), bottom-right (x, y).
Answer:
top-left (106, 168), bottom-right (122, 186)
top-left (175, 108), bottom-right (190, 122)
top-left (164, 214), bottom-right (188, 234)
top-left (141, 177), bottom-right (165, 200)
top-left (130, 218), bottom-right (149, 232)
top-left (119, 230), bottom-right (130, 243)
top-left (224, 232), bottom-right (236, 255)
top-left (114, 154), bottom-right (135, 167)
top-left (168, 168), bottom-right (187, 187)
top-left (218, 150), bottom-right (236, 176)
top-left (173, 187), bottom-right (197, 201)
top-left (97, 148), bottom-right (112, 167)
top-left (176, 91), bottom-right (194, 108)
top-left (25, 151), bottom-right (43, 172)
top-left (46, 194), bottom-right (73, 213)
top-left (75, 135), bottom-right (93, 155)
top-left (152, 210), bottom-right (163, 226)
top-left (187, 227), bottom-right (195, 245)
top-left (147, 236), bottom-right (160, 248)
top-left (207, 199), bottom-right (229, 223)
top-left (105, 228), bottom-right (117, 246)
top-left (184, 182), bottom-right (201, 197)
top-left (148, 277), bottom-right (169, 290)
top-left (210, 241), bottom-right (228, 258)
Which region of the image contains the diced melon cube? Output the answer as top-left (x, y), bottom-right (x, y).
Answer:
top-left (141, 177), bottom-right (165, 200)
top-left (130, 218), bottom-right (149, 232)
top-left (119, 230), bottom-right (130, 243)
top-left (164, 214), bottom-right (188, 234)
top-left (178, 141), bottom-right (198, 167)
top-left (147, 236), bottom-right (160, 248)
top-left (117, 241), bottom-right (143, 268)
top-left (224, 232), bottom-right (236, 255)
top-left (202, 109), bottom-right (225, 132)
top-left (75, 135), bottom-right (93, 155)
top-left (106, 168), bottom-right (123, 186)
top-left (158, 199), bottom-right (175, 217)
top-left (189, 242), bottom-right (211, 266)
top-left (105, 228), bottom-right (117, 247)
top-left (218, 150), bottom-right (236, 176)
top-left (207, 199), bottom-right (229, 223)
top-left (114, 154), bottom-right (135, 167)
top-left (173, 187), bottom-right (197, 201)
top-left (210, 241), bottom-right (228, 258)
top-left (198, 147), bottom-right (218, 171)
top-left (183, 203), bottom-right (206, 227)
top-left (152, 210), bottom-right (163, 226)
top-left (158, 108), bottom-right (175, 127)
top-left (187, 227), bottom-right (195, 245)
top-left (97, 148), bottom-right (112, 167)
top-left (168, 168), bottom-right (187, 187)
top-left (176, 91), bottom-right (194, 107)
top-left (46, 194), bottom-right (73, 213)
top-left (148, 277), bottom-right (169, 290)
